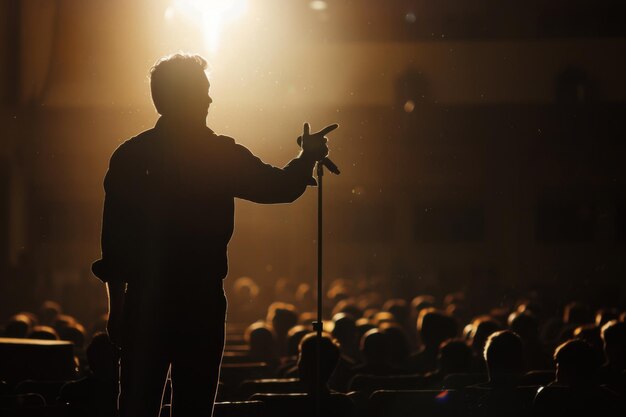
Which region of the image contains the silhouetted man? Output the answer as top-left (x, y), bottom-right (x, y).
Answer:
top-left (92, 53), bottom-right (337, 417)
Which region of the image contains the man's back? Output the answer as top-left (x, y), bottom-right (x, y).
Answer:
top-left (98, 122), bottom-right (236, 285)
top-left (94, 117), bottom-right (317, 289)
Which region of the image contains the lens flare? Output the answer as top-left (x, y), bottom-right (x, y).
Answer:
top-left (166, 0), bottom-right (248, 55)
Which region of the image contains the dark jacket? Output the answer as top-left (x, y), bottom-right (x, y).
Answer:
top-left (92, 117), bottom-right (316, 286)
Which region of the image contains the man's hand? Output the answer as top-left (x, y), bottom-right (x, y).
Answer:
top-left (105, 281), bottom-right (126, 348)
top-left (106, 309), bottom-right (123, 347)
top-left (297, 122), bottom-right (338, 162)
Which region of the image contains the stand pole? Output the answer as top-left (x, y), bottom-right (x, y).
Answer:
top-left (316, 162), bottom-right (324, 337)
top-left (314, 162), bottom-right (324, 417)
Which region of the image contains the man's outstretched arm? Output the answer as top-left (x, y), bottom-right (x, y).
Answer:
top-left (232, 123), bottom-right (337, 204)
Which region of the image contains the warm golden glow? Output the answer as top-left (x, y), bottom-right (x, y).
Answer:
top-left (309, 1), bottom-right (328, 11)
top-left (165, 0), bottom-right (248, 55)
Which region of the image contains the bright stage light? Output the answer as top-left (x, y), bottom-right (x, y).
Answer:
top-left (309, 1), bottom-right (328, 11)
top-left (165, 0), bottom-right (248, 55)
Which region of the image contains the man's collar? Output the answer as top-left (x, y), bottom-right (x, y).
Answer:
top-left (155, 116), bottom-right (215, 136)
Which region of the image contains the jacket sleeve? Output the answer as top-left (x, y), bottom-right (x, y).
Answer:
top-left (228, 139), bottom-right (317, 204)
top-left (92, 143), bottom-right (139, 284)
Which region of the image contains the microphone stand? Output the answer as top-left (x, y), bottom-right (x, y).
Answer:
top-left (313, 162), bottom-right (324, 417)
top-left (313, 159), bottom-right (338, 417)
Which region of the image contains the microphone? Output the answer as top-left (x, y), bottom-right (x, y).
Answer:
top-left (297, 136), bottom-right (340, 175)
top-left (320, 158), bottom-right (340, 175)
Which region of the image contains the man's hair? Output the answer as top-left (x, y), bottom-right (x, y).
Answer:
top-left (149, 53), bottom-right (208, 116)
top-left (483, 330), bottom-right (523, 376)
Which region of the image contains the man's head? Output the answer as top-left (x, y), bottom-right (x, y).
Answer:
top-left (149, 53), bottom-right (212, 122)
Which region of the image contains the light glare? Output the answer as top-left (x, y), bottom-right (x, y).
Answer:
top-left (167, 0), bottom-right (248, 54)
top-left (309, 1), bottom-right (328, 11)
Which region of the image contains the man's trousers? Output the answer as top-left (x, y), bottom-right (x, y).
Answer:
top-left (118, 283), bottom-right (227, 417)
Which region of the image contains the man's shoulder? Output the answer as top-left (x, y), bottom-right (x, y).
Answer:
top-left (214, 133), bottom-right (236, 144)
top-left (108, 128), bottom-right (159, 166)
top-left (114, 128), bottom-right (157, 153)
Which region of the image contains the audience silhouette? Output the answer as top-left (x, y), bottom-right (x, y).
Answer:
top-left (533, 339), bottom-right (624, 417)
top-left (2, 286), bottom-right (626, 417)
top-left (60, 333), bottom-right (119, 417)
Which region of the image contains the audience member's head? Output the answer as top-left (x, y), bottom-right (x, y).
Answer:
top-left (332, 299), bottom-right (363, 320)
top-left (355, 318), bottom-right (376, 341)
top-left (327, 281), bottom-right (351, 305)
top-left (332, 313), bottom-right (358, 350)
top-left (358, 292), bottom-right (383, 318)
top-left (29, 325), bottom-right (59, 340)
top-left (471, 316), bottom-right (501, 355)
top-left (554, 339), bottom-right (597, 387)
top-left (438, 339), bottom-right (473, 375)
top-left (295, 283), bottom-right (315, 312)
top-left (372, 311), bottom-right (395, 327)
top-left (233, 276), bottom-right (260, 301)
top-left (4, 314), bottom-right (34, 338)
top-left (383, 299), bottom-right (409, 325)
top-left (443, 292), bottom-right (465, 309)
top-left (245, 322), bottom-right (277, 362)
top-left (360, 329), bottom-right (389, 365)
top-left (297, 333), bottom-right (340, 388)
top-left (267, 302), bottom-right (298, 340)
top-left (601, 320), bottom-right (626, 369)
top-left (363, 308), bottom-right (380, 320)
top-left (446, 303), bottom-right (471, 325)
top-left (563, 302), bottom-right (593, 326)
top-left (39, 301), bottom-right (62, 326)
top-left (380, 322), bottom-right (411, 364)
top-left (595, 308), bottom-right (619, 327)
top-left (411, 295), bottom-right (436, 318)
top-left (86, 332), bottom-right (118, 380)
top-left (418, 309), bottom-right (458, 350)
top-left (483, 330), bottom-right (523, 383)
top-left (286, 325), bottom-right (311, 357)
top-left (58, 323), bottom-right (87, 350)
top-left (573, 324), bottom-right (604, 365)
top-left (516, 299), bottom-right (543, 319)
top-left (508, 311), bottom-right (539, 342)
top-left (54, 314), bottom-right (77, 331)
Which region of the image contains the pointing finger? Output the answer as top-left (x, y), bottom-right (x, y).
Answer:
top-left (316, 123), bottom-right (339, 136)
top-left (303, 122), bottom-right (310, 137)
